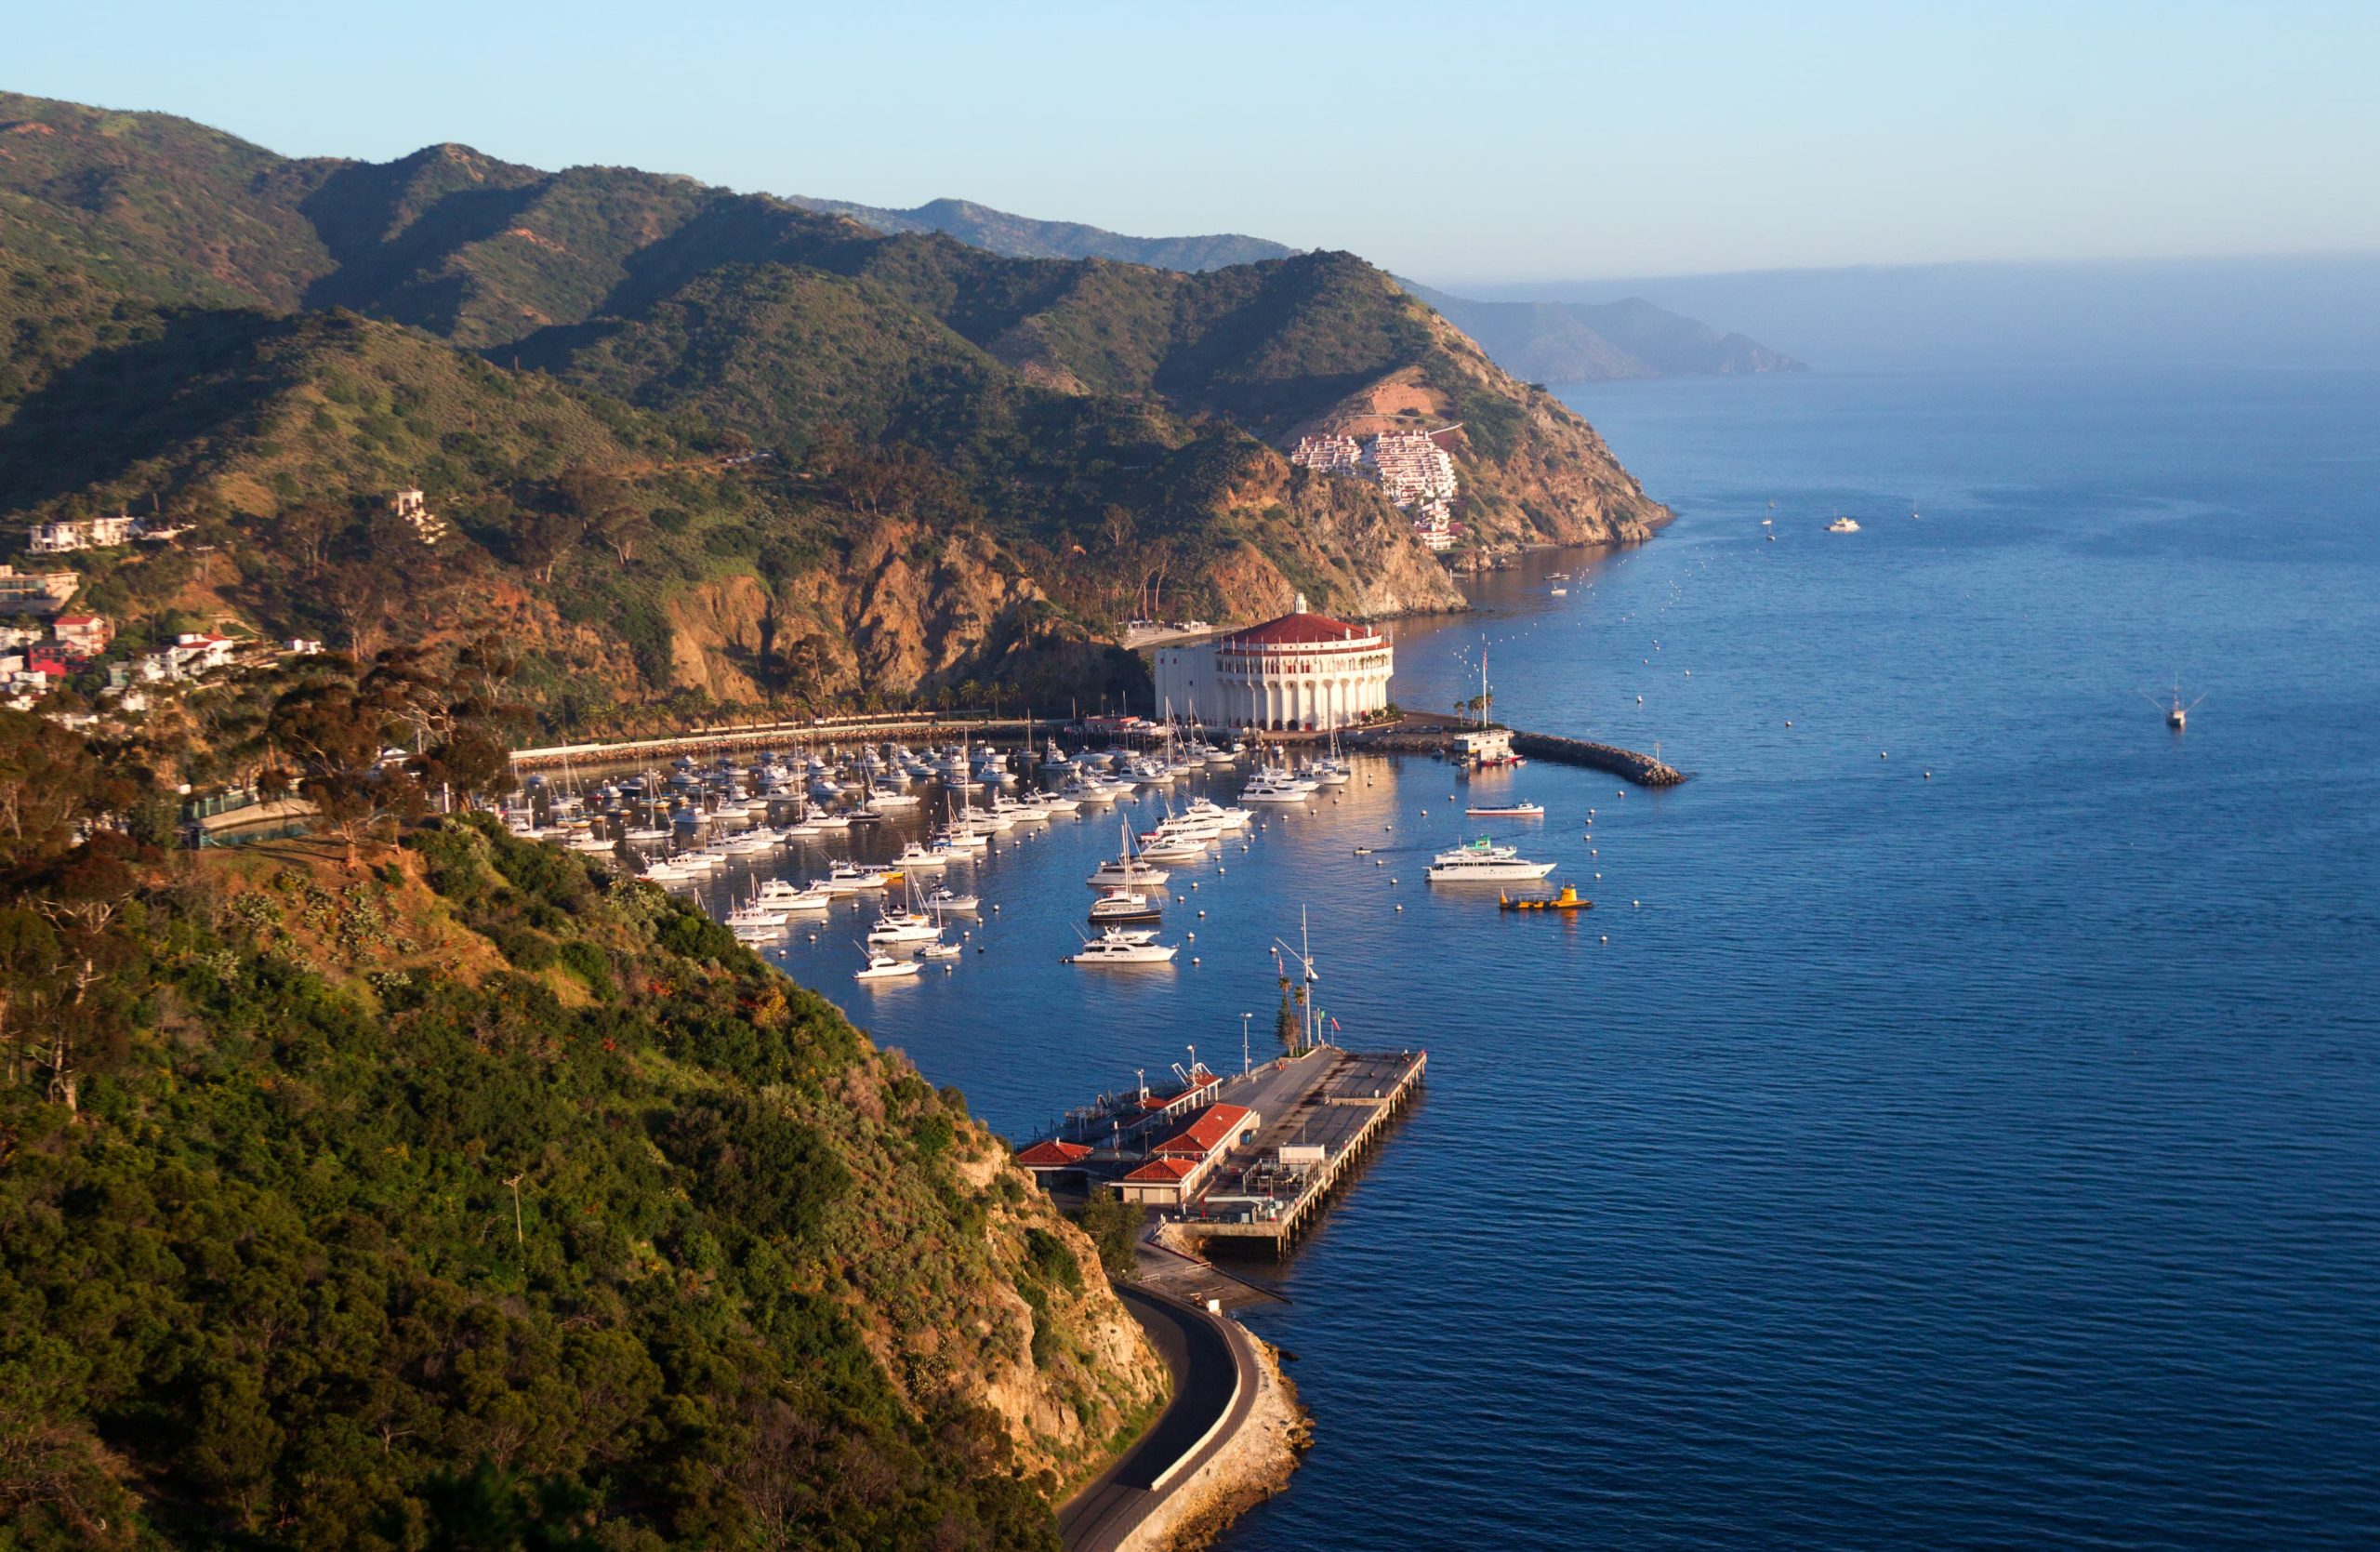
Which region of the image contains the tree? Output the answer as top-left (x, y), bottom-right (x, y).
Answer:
top-left (268, 672), bottom-right (427, 866)
top-left (278, 498), bottom-right (345, 577)
top-left (511, 506), bottom-right (581, 585)
top-left (324, 561), bottom-right (394, 660)
top-left (0, 710), bottom-right (103, 871)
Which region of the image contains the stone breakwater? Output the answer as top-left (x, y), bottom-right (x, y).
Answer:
top-left (1347, 723), bottom-right (1686, 787)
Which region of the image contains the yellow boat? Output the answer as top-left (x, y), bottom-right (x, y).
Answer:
top-left (1499, 884), bottom-right (1591, 912)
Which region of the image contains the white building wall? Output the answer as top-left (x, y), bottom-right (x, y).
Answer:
top-left (1153, 634), bottom-right (1395, 731)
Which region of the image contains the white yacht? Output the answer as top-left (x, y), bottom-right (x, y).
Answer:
top-left (824, 861), bottom-right (889, 895)
top-left (853, 952), bottom-right (921, 982)
top-left (893, 842), bottom-right (950, 872)
top-left (724, 901), bottom-right (789, 931)
top-left (1240, 765), bottom-right (1313, 804)
top-left (1087, 856), bottom-right (1169, 889)
top-left (1827, 515), bottom-right (1861, 534)
top-left (866, 914), bottom-right (942, 947)
top-left (1065, 929), bottom-right (1179, 965)
top-left (757, 878), bottom-right (833, 912)
top-left (922, 885), bottom-right (980, 915)
top-left (1426, 837), bottom-right (1557, 882)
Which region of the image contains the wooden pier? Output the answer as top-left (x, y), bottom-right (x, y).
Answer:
top-left (1174, 1047), bottom-right (1427, 1254)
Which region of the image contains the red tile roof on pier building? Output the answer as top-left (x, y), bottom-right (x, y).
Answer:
top-left (1119, 1155), bottom-right (1200, 1184)
top-left (1014, 1138), bottom-right (1093, 1168)
top-left (1150, 1104), bottom-right (1252, 1159)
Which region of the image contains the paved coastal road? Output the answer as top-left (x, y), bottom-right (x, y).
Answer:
top-left (1057, 1285), bottom-right (1260, 1552)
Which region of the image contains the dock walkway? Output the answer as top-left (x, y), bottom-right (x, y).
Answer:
top-left (1176, 1046), bottom-right (1427, 1253)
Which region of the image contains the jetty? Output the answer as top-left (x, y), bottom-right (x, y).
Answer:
top-left (1017, 1044), bottom-right (1426, 1258)
top-left (1349, 715), bottom-right (1686, 787)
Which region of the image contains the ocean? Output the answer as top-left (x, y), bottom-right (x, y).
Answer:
top-left (750, 365), bottom-right (2380, 1548)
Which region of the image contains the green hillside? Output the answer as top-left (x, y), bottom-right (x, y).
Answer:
top-left (0, 91), bottom-right (1668, 728)
top-left (0, 771), bottom-right (1164, 1549)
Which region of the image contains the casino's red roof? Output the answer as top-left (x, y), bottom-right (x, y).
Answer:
top-left (1014, 1138), bottom-right (1093, 1168)
top-left (1221, 612), bottom-right (1378, 648)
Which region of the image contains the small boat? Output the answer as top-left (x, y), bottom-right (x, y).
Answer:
top-left (1827, 515), bottom-right (1861, 534)
top-left (1551, 587), bottom-right (1567, 596)
top-left (853, 953), bottom-right (921, 982)
top-left (1465, 801), bottom-right (1544, 818)
top-left (923, 885), bottom-right (981, 915)
top-left (1499, 884), bottom-right (1592, 912)
top-left (893, 842), bottom-right (950, 872)
top-left (921, 940), bottom-right (964, 960)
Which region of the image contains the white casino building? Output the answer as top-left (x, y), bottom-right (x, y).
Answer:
top-left (1153, 595), bottom-right (1393, 731)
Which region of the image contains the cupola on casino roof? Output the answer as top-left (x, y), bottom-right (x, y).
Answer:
top-left (1152, 594), bottom-right (1393, 731)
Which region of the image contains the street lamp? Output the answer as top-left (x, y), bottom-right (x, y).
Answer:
top-left (1241, 1013), bottom-right (1253, 1075)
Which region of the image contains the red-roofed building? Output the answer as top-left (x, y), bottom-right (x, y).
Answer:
top-left (1137, 1066), bottom-right (1221, 1119)
top-left (52, 615), bottom-right (111, 654)
top-left (1153, 593), bottom-right (1392, 731)
top-left (1151, 1104), bottom-right (1250, 1158)
top-left (1114, 1103), bottom-right (1263, 1206)
top-left (1013, 1137), bottom-right (1094, 1186)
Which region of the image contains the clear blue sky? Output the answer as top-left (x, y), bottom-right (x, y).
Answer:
top-left (13, 0), bottom-right (2376, 283)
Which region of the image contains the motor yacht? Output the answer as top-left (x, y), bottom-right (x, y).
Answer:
top-left (1464, 801), bottom-right (1545, 818)
top-left (853, 953), bottom-right (921, 982)
top-left (757, 878), bottom-right (833, 912)
top-left (1425, 837), bottom-right (1557, 882)
top-left (893, 842), bottom-right (950, 872)
top-left (824, 862), bottom-right (890, 895)
top-left (866, 914), bottom-right (942, 947)
top-left (1240, 766), bottom-right (1312, 804)
top-left (1064, 929), bottom-right (1179, 965)
top-left (923, 885), bottom-right (981, 915)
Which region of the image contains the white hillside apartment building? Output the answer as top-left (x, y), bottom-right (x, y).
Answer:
top-left (1291, 426), bottom-right (1462, 550)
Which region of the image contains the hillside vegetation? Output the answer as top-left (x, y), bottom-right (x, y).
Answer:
top-left (0, 750), bottom-right (1164, 1547)
top-left (0, 91), bottom-right (1666, 729)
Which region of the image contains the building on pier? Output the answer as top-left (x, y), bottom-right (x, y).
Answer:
top-left (1153, 595), bottom-right (1393, 732)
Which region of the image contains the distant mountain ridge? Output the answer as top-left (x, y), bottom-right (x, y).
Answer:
top-left (788, 194), bottom-right (1296, 272)
top-left (0, 90), bottom-right (1669, 718)
top-left (1397, 279), bottom-right (1806, 381)
top-left (778, 193), bottom-right (1800, 380)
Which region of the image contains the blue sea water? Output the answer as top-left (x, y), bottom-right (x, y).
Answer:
top-left (760, 365), bottom-right (2380, 1548)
